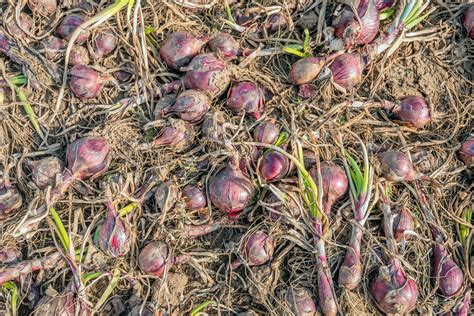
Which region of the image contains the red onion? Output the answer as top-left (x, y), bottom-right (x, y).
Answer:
top-left (259, 150), bottom-right (289, 182)
top-left (209, 158), bottom-right (256, 218)
top-left (201, 112), bottom-right (225, 141)
top-left (374, 0), bottom-right (395, 11)
top-left (159, 31), bottom-right (209, 70)
top-left (56, 15), bottom-right (89, 45)
top-left (97, 193), bottom-right (131, 258)
top-left (432, 243), bottom-right (464, 297)
top-left (226, 81), bottom-right (265, 119)
top-left (163, 89), bottom-right (210, 123)
top-left (69, 46), bottom-right (90, 66)
top-left (459, 139), bottom-right (474, 168)
top-left (153, 95), bottom-right (177, 120)
top-left (233, 230), bottom-right (275, 268)
top-left (377, 150), bottom-right (419, 182)
top-left (33, 290), bottom-right (77, 316)
top-left (253, 120), bottom-right (280, 145)
top-left (139, 241), bottom-right (189, 278)
top-left (264, 191), bottom-right (301, 223)
top-left (289, 57), bottom-right (324, 85)
top-left (329, 53), bottom-right (365, 91)
top-left (463, 5), bottom-right (474, 39)
top-left (0, 248), bottom-right (21, 264)
top-left (371, 258), bottom-right (418, 314)
top-left (265, 13), bottom-right (287, 33)
top-left (285, 287), bottom-right (318, 316)
top-left (113, 70), bottom-right (132, 83)
top-left (66, 137), bottom-right (111, 180)
top-left (208, 32), bottom-right (240, 60)
top-left (392, 207), bottom-right (414, 241)
top-left (25, 156), bottom-right (64, 189)
top-left (155, 181), bottom-right (178, 213)
top-left (28, 0), bottom-right (58, 15)
top-left (182, 53), bottom-right (230, 97)
top-left (333, 0), bottom-right (380, 46)
top-left (40, 36), bottom-right (66, 59)
top-left (146, 119), bottom-right (195, 151)
top-left (5, 13), bottom-right (33, 38)
top-left (91, 31), bottom-right (117, 59)
top-left (445, 289), bottom-right (471, 316)
top-left (182, 185), bottom-right (206, 210)
top-left (384, 96), bottom-right (431, 129)
top-left (310, 162), bottom-right (348, 214)
top-left (0, 169), bottom-right (22, 220)
top-left (69, 65), bottom-right (107, 99)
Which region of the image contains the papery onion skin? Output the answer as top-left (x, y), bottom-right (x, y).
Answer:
top-left (66, 137), bottom-right (111, 180)
top-left (5, 13), bottom-right (33, 38)
top-left (285, 287), bottom-right (318, 316)
top-left (149, 119), bottom-right (195, 152)
top-left (386, 96), bottom-right (431, 129)
top-left (432, 243), bottom-right (464, 297)
top-left (459, 139), bottom-right (474, 168)
top-left (69, 46), bottom-right (90, 65)
top-left (0, 172), bottom-right (23, 220)
top-left (26, 156), bottom-right (64, 189)
top-left (164, 89), bottom-right (210, 123)
top-left (243, 230), bottom-right (275, 266)
top-left (139, 241), bottom-right (172, 277)
top-left (374, 0), bottom-right (395, 11)
top-left (463, 5), bottom-right (474, 39)
top-left (154, 95), bottom-right (176, 120)
top-left (392, 207), bottom-right (415, 241)
top-left (56, 15), bottom-right (89, 45)
top-left (310, 162), bottom-right (348, 214)
top-left (329, 53), bottom-right (365, 91)
top-left (69, 65), bottom-right (103, 99)
top-left (40, 36), bottom-right (66, 59)
top-left (226, 81), bottom-right (265, 119)
top-left (265, 13), bottom-right (287, 33)
top-left (208, 32), bottom-right (240, 60)
top-left (253, 120), bottom-right (280, 145)
top-left (289, 57), bottom-right (324, 85)
top-left (28, 0), bottom-right (58, 15)
top-left (182, 185), bottom-right (206, 210)
top-left (259, 150), bottom-right (289, 182)
top-left (92, 31), bottom-right (117, 59)
top-left (201, 112), bottom-right (225, 141)
top-left (377, 150), bottom-right (417, 182)
top-left (159, 31), bottom-right (209, 70)
top-left (209, 159), bottom-right (256, 218)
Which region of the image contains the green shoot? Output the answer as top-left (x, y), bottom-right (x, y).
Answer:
top-left (9, 74), bottom-right (26, 86)
top-left (15, 87), bottom-right (45, 139)
top-left (49, 207), bottom-right (70, 252)
top-left (82, 272), bottom-right (104, 284)
top-left (118, 202), bottom-right (139, 217)
top-left (224, 0), bottom-right (235, 24)
top-left (282, 46), bottom-right (307, 58)
top-left (345, 152), bottom-right (364, 195)
top-left (459, 208), bottom-right (472, 248)
top-left (379, 8), bottom-right (395, 21)
top-left (405, 0), bottom-right (423, 23)
top-left (191, 300), bottom-right (216, 316)
top-left (274, 132), bottom-right (289, 147)
top-left (95, 267), bottom-right (121, 310)
top-left (2, 281), bottom-right (18, 316)
top-left (144, 26), bottom-right (157, 46)
top-left (303, 29), bottom-right (310, 55)
top-left (400, 0), bottom-right (418, 22)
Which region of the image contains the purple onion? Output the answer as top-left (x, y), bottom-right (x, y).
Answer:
top-left (97, 194), bottom-right (131, 258)
top-left (237, 230), bottom-right (274, 267)
top-left (459, 139), bottom-right (474, 168)
top-left (0, 170), bottom-right (22, 220)
top-left (446, 289), bottom-right (471, 316)
top-left (139, 241), bottom-right (190, 278)
top-left (163, 89), bottom-right (210, 123)
top-left (289, 57), bottom-right (324, 85)
top-left (69, 46), bottom-right (90, 66)
top-left (209, 158), bottom-right (256, 218)
top-left (310, 162), bottom-right (348, 214)
top-left (265, 13), bottom-right (287, 33)
top-left (91, 31), bottom-right (117, 59)
top-left (56, 14), bottom-right (89, 45)
top-left (392, 207), bottom-right (414, 241)
top-left (384, 96), bottom-right (431, 129)
top-left (113, 70), bottom-right (132, 83)
top-left (329, 53), bottom-right (365, 91)
top-left (0, 248), bottom-right (21, 264)
top-left (201, 112), bottom-right (225, 141)
top-left (226, 81), bottom-right (265, 119)
top-left (155, 181), bottom-right (178, 213)
top-left (25, 156), bottom-right (64, 189)
top-left (153, 95), bottom-right (177, 120)
top-left (28, 0), bottom-right (58, 15)
top-left (259, 150), bottom-right (289, 182)
top-left (159, 31), bottom-right (209, 70)
top-left (285, 287), bottom-right (318, 316)
top-left (374, 0), bottom-right (396, 11)
top-left (66, 137), bottom-right (111, 180)
top-left (40, 36), bottom-right (66, 59)
top-left (5, 13), bottom-right (33, 38)
top-left (371, 258), bottom-right (418, 314)
top-left (254, 120), bottom-right (280, 145)
top-left (147, 119), bottom-right (195, 151)
top-left (182, 185), bottom-right (206, 210)
top-left (463, 5), bottom-right (474, 39)
top-left (332, 0), bottom-right (380, 46)
top-left (377, 150), bottom-right (419, 182)
top-left (264, 191), bottom-right (301, 223)
top-left (208, 32), bottom-right (240, 60)
top-left (432, 243), bottom-right (464, 297)
top-left (182, 53), bottom-right (230, 97)
top-left (69, 65), bottom-right (106, 99)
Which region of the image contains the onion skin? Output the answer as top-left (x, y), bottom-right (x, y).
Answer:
top-left (148, 119), bottom-right (195, 152)
top-left (209, 159), bottom-right (256, 218)
top-left (159, 31), bottom-right (209, 70)
top-left (384, 96), bottom-right (431, 129)
top-left (69, 65), bottom-right (104, 99)
top-left (432, 243), bottom-right (464, 297)
top-left (91, 31), bottom-right (117, 59)
top-left (154, 95), bottom-right (177, 120)
top-left (329, 53), bottom-right (365, 91)
top-left (310, 162), bottom-right (348, 214)
top-left (56, 15), bottom-right (89, 45)
top-left (208, 32), bottom-right (239, 60)
top-left (289, 57), bottom-right (324, 85)
top-left (377, 150), bottom-right (418, 182)
top-left (226, 81), bottom-right (265, 119)
top-left (338, 228), bottom-right (363, 290)
top-left (286, 287), bottom-right (318, 316)
top-left (253, 120), bottom-right (280, 145)
top-left (28, 0), bottom-right (58, 15)
top-left (459, 139), bottom-right (474, 168)
top-left (259, 150), bottom-right (289, 182)
top-left (182, 53), bottom-right (230, 97)
top-left (25, 156), bottom-right (64, 189)
top-left (333, 0), bottom-right (380, 46)
top-left (164, 89), bottom-right (210, 123)
top-left (392, 207), bottom-right (414, 241)
top-left (40, 36), bottom-right (66, 59)
top-left (265, 13), bottom-right (287, 33)
top-left (0, 171), bottom-right (23, 220)
top-left (5, 13), bottom-right (33, 39)
top-left (264, 191), bottom-right (301, 223)
top-left (242, 230), bottom-right (275, 267)
top-left (66, 137), bottom-right (111, 180)
top-left (69, 46), bottom-right (90, 66)
top-left (201, 112), bottom-right (225, 141)
top-left (155, 181), bottom-right (178, 213)
top-left (374, 0), bottom-right (395, 11)
top-left (370, 258), bottom-right (418, 314)
top-left (182, 185), bottom-right (206, 210)
top-left (463, 6), bottom-right (474, 39)
top-left (138, 241), bottom-right (173, 277)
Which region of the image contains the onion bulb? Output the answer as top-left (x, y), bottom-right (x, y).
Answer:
top-left (159, 31), bottom-right (208, 70)
top-left (329, 53), bottom-right (365, 91)
top-left (56, 14), bottom-right (89, 45)
top-left (226, 81), bottom-right (266, 119)
top-left (25, 156), bottom-right (64, 189)
top-left (310, 162), bottom-right (348, 214)
top-left (459, 139), bottom-right (474, 168)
